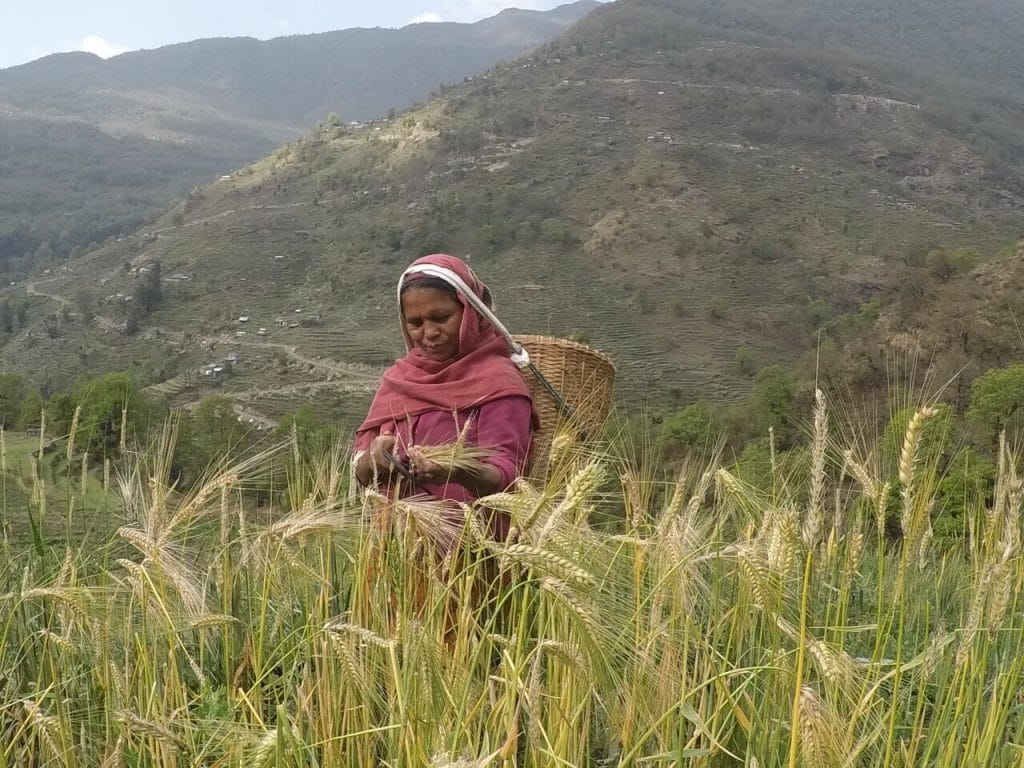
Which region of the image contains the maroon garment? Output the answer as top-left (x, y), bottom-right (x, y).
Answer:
top-left (354, 395), bottom-right (533, 505)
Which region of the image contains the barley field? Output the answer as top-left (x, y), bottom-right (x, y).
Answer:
top-left (1, 395), bottom-right (1023, 767)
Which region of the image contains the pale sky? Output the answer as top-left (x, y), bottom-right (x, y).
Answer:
top-left (0, 0), bottom-right (592, 70)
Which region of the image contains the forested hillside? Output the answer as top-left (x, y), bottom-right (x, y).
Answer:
top-left (2, 0), bottom-right (1022, 429)
top-left (0, 1), bottom-right (598, 274)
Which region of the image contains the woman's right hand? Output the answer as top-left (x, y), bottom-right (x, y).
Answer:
top-left (368, 434), bottom-right (398, 474)
top-left (355, 431), bottom-right (398, 486)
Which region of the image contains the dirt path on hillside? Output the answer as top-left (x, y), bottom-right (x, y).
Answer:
top-left (23, 278), bottom-right (122, 332)
top-left (21, 274), bottom-right (382, 427)
top-left (171, 377), bottom-right (373, 431)
top-left (588, 78), bottom-right (921, 109)
top-left (231, 404), bottom-right (276, 429)
top-left (196, 332), bottom-right (381, 381)
top-left (147, 191), bottom-right (350, 238)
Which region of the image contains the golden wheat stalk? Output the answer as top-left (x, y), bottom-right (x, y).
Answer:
top-left (430, 753), bottom-right (498, 768)
top-left (407, 416), bottom-right (491, 474)
top-left (37, 627), bottom-right (76, 653)
top-left (20, 699), bottom-right (63, 758)
top-left (188, 613), bottom-right (240, 630)
top-left (67, 405), bottom-right (81, 462)
top-left (258, 502), bottom-right (349, 543)
top-left (539, 576), bottom-right (599, 631)
top-left (985, 543), bottom-right (1016, 634)
top-left (898, 406), bottom-right (937, 535)
top-left (804, 389), bottom-right (828, 549)
top-left (248, 728), bottom-right (279, 767)
top-left (116, 709), bottom-right (183, 752)
top-left (843, 449), bottom-right (879, 503)
top-left (736, 546), bottom-right (777, 614)
top-left (847, 514), bottom-right (866, 577)
top-left (382, 494), bottom-right (468, 551)
top-left (549, 426), bottom-right (578, 468)
top-left (38, 408), bottom-right (46, 459)
top-left (99, 737), bottom-right (126, 768)
top-left (798, 685), bottom-right (843, 768)
top-left (547, 459), bottom-right (606, 529)
top-left (538, 638), bottom-right (588, 671)
top-left (489, 541), bottom-right (595, 584)
top-left (415, 442), bottom-right (493, 474)
top-left (328, 633), bottom-right (371, 696)
top-left (80, 451), bottom-right (88, 490)
top-left (324, 618), bottom-right (395, 649)
top-left (807, 637), bottom-right (857, 690)
top-left (21, 586), bottom-right (96, 619)
top-left (119, 402), bottom-right (128, 453)
top-left (765, 505), bottom-right (800, 577)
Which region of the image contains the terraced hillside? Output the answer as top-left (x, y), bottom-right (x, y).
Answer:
top-left (4, 0), bottom-right (1024, 426)
top-left (0, 1), bottom-right (600, 275)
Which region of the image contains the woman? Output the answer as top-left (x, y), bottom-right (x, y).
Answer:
top-left (353, 254), bottom-right (534, 532)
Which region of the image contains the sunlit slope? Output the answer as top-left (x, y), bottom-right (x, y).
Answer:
top-left (7, 0), bottom-right (1023, 415)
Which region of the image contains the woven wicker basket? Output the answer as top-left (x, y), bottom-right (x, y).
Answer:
top-left (513, 334), bottom-right (615, 477)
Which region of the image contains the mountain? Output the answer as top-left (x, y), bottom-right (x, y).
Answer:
top-left (0, 1), bottom-right (600, 274)
top-left (3, 0), bottom-right (1023, 425)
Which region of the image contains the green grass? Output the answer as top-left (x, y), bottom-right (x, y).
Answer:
top-left (1, 394), bottom-right (1023, 766)
top-left (0, 430), bottom-right (120, 549)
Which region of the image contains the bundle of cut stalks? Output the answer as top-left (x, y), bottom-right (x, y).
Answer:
top-left (413, 421), bottom-right (493, 475)
top-left (414, 442), bottom-right (493, 474)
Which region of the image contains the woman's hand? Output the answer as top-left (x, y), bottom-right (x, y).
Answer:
top-left (408, 445), bottom-right (503, 497)
top-left (407, 446), bottom-right (446, 485)
top-left (368, 434), bottom-right (397, 473)
top-left (355, 433), bottom-right (398, 486)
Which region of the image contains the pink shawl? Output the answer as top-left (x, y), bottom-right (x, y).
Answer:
top-left (357, 254), bottom-right (531, 433)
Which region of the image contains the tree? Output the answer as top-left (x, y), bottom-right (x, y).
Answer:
top-left (927, 246), bottom-right (979, 281)
top-left (17, 390), bottom-right (43, 430)
top-left (174, 396), bottom-right (253, 484)
top-left (967, 363), bottom-right (1024, 440)
top-left (124, 305), bottom-right (143, 336)
top-left (194, 395), bottom-right (250, 461)
top-left (275, 405), bottom-right (337, 452)
top-left (934, 447), bottom-right (995, 537)
top-left (44, 392), bottom-right (77, 436)
top-left (0, 373), bottom-right (26, 428)
top-left (735, 346), bottom-right (757, 376)
top-left (72, 373), bottom-right (152, 456)
top-left (0, 300), bottom-right (13, 333)
top-left (661, 402), bottom-right (718, 455)
top-left (73, 287), bottom-right (97, 321)
top-left (749, 365), bottom-right (797, 436)
top-left (133, 261), bottom-right (162, 313)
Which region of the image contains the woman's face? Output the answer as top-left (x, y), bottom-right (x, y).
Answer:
top-left (401, 286), bottom-right (464, 362)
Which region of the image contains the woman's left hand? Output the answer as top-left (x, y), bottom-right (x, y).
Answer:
top-left (407, 446), bottom-right (447, 485)
top-left (407, 445), bottom-right (503, 496)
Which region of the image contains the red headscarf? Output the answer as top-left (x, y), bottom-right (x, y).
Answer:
top-left (357, 254), bottom-right (532, 433)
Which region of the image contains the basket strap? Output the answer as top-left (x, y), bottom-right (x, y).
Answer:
top-left (397, 263), bottom-right (587, 436)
